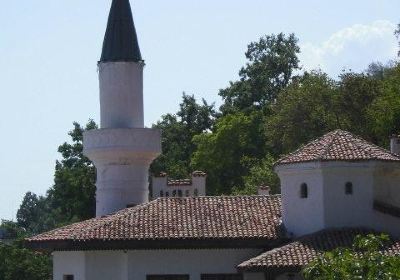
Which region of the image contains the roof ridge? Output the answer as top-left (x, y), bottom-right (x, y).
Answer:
top-left (319, 130), bottom-right (341, 160)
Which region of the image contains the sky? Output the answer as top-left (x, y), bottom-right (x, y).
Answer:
top-left (0, 0), bottom-right (399, 220)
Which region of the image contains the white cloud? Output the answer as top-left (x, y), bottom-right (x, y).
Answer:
top-left (300, 20), bottom-right (398, 77)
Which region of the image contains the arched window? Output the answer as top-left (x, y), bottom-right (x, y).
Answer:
top-left (165, 192), bottom-right (170, 197)
top-left (345, 182), bottom-right (353, 195)
top-left (194, 189), bottom-right (199, 197)
top-left (185, 190), bottom-right (190, 197)
top-left (178, 190), bottom-right (183, 197)
top-left (300, 183), bottom-right (308, 198)
top-left (160, 190), bottom-right (164, 197)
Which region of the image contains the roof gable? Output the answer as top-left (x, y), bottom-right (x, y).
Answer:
top-left (276, 130), bottom-right (400, 165)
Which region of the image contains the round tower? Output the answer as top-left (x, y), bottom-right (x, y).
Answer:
top-left (83, 0), bottom-right (161, 217)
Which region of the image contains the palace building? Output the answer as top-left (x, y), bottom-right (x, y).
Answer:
top-left (26, 1), bottom-right (400, 279)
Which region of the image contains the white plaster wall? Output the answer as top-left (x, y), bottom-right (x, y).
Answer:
top-left (54, 249), bottom-right (260, 280)
top-left (243, 272), bottom-right (265, 280)
top-left (322, 163), bottom-right (374, 228)
top-left (126, 249), bottom-right (259, 280)
top-left (192, 176), bottom-right (206, 196)
top-left (83, 128), bottom-right (161, 217)
top-left (276, 163), bottom-right (325, 237)
top-left (86, 251), bottom-right (128, 280)
top-left (53, 252), bottom-right (86, 280)
top-left (99, 62), bottom-right (144, 129)
top-left (374, 163), bottom-right (400, 208)
top-left (275, 273), bottom-right (303, 280)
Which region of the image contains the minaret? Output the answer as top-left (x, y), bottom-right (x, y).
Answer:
top-left (83, 0), bottom-right (161, 217)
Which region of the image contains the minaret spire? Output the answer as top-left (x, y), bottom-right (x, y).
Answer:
top-left (84, 0), bottom-right (161, 217)
top-left (100, 0), bottom-right (142, 62)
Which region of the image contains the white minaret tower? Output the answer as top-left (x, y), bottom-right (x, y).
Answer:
top-left (83, 0), bottom-right (161, 217)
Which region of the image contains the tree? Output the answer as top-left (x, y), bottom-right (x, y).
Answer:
top-left (368, 63), bottom-right (400, 147)
top-left (337, 71), bottom-right (382, 140)
top-left (46, 120), bottom-right (97, 225)
top-left (266, 71), bottom-right (340, 156)
top-left (303, 234), bottom-right (400, 279)
top-left (151, 93), bottom-right (216, 178)
top-left (232, 154), bottom-right (280, 195)
top-left (219, 33), bottom-right (300, 114)
top-left (16, 192), bottom-right (50, 235)
top-left (192, 111), bottom-right (266, 195)
top-left (0, 220), bottom-right (51, 280)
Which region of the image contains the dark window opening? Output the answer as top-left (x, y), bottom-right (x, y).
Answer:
top-left (201, 274), bottom-right (243, 280)
top-left (300, 183), bottom-right (308, 198)
top-left (172, 190), bottom-right (177, 197)
top-left (194, 189), bottom-right (199, 196)
top-left (63, 276), bottom-right (74, 280)
top-left (178, 190), bottom-right (183, 197)
top-left (345, 182), bottom-right (353, 195)
top-left (165, 192), bottom-right (170, 197)
top-left (147, 275), bottom-right (189, 280)
top-left (185, 190), bottom-right (190, 197)
top-left (160, 190), bottom-right (164, 197)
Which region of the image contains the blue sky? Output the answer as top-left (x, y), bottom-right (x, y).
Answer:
top-left (0, 0), bottom-right (399, 220)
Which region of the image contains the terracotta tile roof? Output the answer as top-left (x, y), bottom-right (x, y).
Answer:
top-left (26, 195), bottom-right (283, 250)
top-left (276, 130), bottom-right (400, 165)
top-left (238, 228), bottom-right (400, 272)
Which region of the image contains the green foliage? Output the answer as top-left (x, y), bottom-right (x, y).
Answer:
top-left (0, 243), bottom-right (51, 280)
top-left (151, 93), bottom-right (216, 178)
top-left (232, 154), bottom-right (280, 195)
top-left (368, 64), bottom-right (400, 147)
top-left (303, 234), bottom-right (400, 280)
top-left (0, 221), bottom-right (51, 280)
top-left (47, 120), bottom-right (97, 224)
top-left (266, 71), bottom-right (340, 156)
top-left (192, 111), bottom-right (266, 195)
top-left (0, 220), bottom-right (26, 240)
top-left (16, 192), bottom-right (53, 235)
top-left (219, 33), bottom-right (300, 114)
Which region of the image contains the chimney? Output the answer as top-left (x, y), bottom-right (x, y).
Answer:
top-left (258, 186), bottom-right (270, 196)
top-left (390, 135), bottom-right (400, 155)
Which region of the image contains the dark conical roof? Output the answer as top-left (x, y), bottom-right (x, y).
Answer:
top-left (100, 0), bottom-right (142, 62)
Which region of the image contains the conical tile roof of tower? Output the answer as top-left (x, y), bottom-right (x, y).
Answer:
top-left (276, 129), bottom-right (400, 165)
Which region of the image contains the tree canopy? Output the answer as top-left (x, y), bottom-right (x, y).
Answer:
top-left (303, 234), bottom-right (400, 280)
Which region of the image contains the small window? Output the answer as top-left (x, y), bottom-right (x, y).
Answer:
top-left (178, 190), bottom-right (183, 197)
top-left (185, 190), bottom-right (190, 197)
top-left (345, 182), bottom-right (353, 195)
top-left (194, 189), bottom-right (199, 196)
top-left (300, 183), bottom-right (308, 198)
top-left (201, 274), bottom-right (243, 280)
top-left (165, 192), bottom-right (170, 197)
top-left (172, 190), bottom-right (177, 197)
top-left (147, 275), bottom-right (189, 280)
top-left (160, 190), bottom-right (164, 197)
top-left (63, 276), bottom-right (74, 280)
